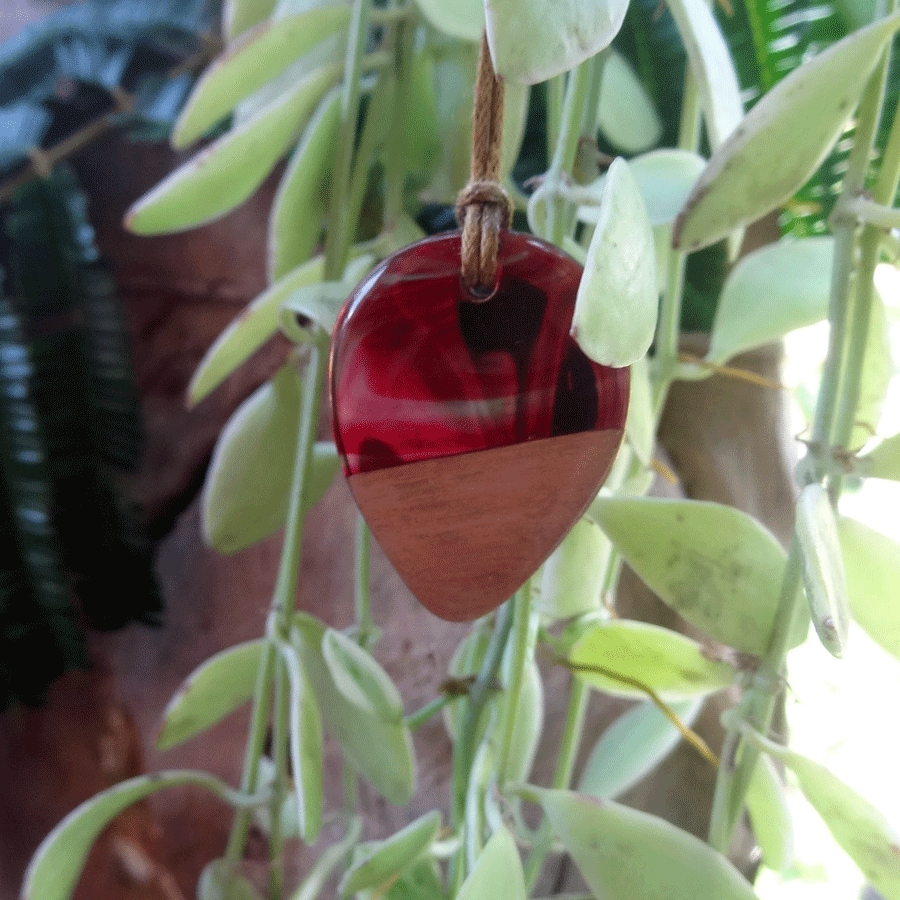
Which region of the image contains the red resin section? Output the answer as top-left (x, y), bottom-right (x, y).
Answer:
top-left (330, 231), bottom-right (630, 476)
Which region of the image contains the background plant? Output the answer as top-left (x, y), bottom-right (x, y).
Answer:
top-left (12, 0), bottom-right (900, 899)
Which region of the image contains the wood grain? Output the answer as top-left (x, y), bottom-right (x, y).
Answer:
top-left (349, 429), bottom-right (623, 620)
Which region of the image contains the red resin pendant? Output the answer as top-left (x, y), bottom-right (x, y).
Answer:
top-left (329, 231), bottom-right (629, 621)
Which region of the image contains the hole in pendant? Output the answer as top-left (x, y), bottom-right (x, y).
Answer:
top-left (461, 273), bottom-right (500, 304)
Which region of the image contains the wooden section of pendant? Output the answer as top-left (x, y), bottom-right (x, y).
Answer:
top-left (348, 430), bottom-right (621, 621)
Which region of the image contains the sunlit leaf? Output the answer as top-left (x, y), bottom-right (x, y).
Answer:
top-left (859, 431), bottom-right (900, 481)
top-left (572, 158), bottom-right (657, 368)
top-left (268, 87), bottom-right (341, 283)
top-left (588, 497), bottom-right (809, 654)
top-left (292, 613), bottom-right (415, 804)
top-left (201, 365), bottom-right (304, 555)
top-left (156, 639), bottom-right (264, 750)
top-left (531, 789), bottom-right (760, 900)
top-left (578, 698), bottom-right (703, 799)
top-left (567, 619), bottom-right (738, 699)
top-left (413, 0), bottom-right (483, 41)
top-left (762, 741), bottom-right (900, 897)
top-left (838, 516), bottom-right (900, 662)
top-left (706, 238), bottom-right (833, 365)
top-left (485, 0), bottom-right (629, 85)
top-left (745, 755), bottom-right (794, 872)
top-left (126, 68), bottom-right (339, 235)
top-left (322, 628), bottom-right (404, 723)
top-left (795, 483), bottom-right (850, 657)
top-left (188, 255), bottom-right (325, 405)
top-left (597, 51), bottom-right (663, 154)
top-left (665, 0), bottom-right (743, 148)
top-left (456, 828), bottom-right (526, 900)
top-left (339, 810), bottom-right (442, 895)
top-left (173, 6), bottom-right (350, 146)
top-left (674, 9), bottom-right (900, 250)
top-left (540, 518), bottom-right (610, 620)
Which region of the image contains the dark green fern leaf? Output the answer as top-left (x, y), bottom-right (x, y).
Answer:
top-left (0, 291), bottom-right (87, 708)
top-left (2, 167), bottom-right (161, 635)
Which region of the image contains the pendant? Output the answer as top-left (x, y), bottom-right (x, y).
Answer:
top-left (329, 231), bottom-right (629, 621)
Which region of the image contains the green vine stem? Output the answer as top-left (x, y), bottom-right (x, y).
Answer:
top-left (325, 0), bottom-right (374, 280)
top-left (450, 601), bottom-right (515, 890)
top-left (708, 14), bottom-right (897, 851)
top-left (224, 338), bottom-right (329, 871)
top-left (496, 578), bottom-right (537, 785)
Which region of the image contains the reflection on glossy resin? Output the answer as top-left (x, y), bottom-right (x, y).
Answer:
top-left (330, 232), bottom-right (630, 476)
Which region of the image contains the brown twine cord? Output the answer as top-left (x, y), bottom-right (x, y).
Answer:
top-left (455, 32), bottom-right (512, 297)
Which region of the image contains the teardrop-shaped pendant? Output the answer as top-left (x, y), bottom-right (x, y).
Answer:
top-left (330, 231), bottom-right (629, 621)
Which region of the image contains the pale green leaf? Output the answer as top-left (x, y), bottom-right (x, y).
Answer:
top-left (188, 255), bottom-right (325, 405)
top-left (572, 157), bottom-right (657, 368)
top-left (532, 788), bottom-right (760, 900)
top-left (197, 860), bottom-right (263, 900)
top-left (485, 0), bottom-right (630, 85)
top-left (292, 613), bottom-right (415, 804)
top-left (578, 699), bottom-right (703, 799)
top-left (456, 828), bottom-right (526, 900)
top-left (203, 434), bottom-right (337, 555)
top-left (278, 641), bottom-right (323, 842)
top-left (624, 354), bottom-right (653, 465)
top-left (22, 771), bottom-right (247, 900)
top-left (745, 755), bottom-right (794, 872)
top-left (850, 284), bottom-right (892, 449)
top-left (173, 6), bottom-right (349, 146)
top-left (268, 87), bottom-right (341, 282)
top-left (390, 52), bottom-right (441, 180)
top-left (577, 150), bottom-right (706, 228)
top-left (597, 51), bottom-right (662, 154)
top-left (222, 0), bottom-right (278, 40)
top-left (568, 619), bottom-right (738, 699)
top-left (413, 0), bottom-right (483, 41)
top-left (501, 81), bottom-right (530, 179)
top-left (251, 756), bottom-right (301, 840)
top-left (674, 10), bottom-right (900, 250)
top-left (765, 743), bottom-right (900, 897)
top-left (279, 253), bottom-right (375, 334)
top-left (838, 516), bottom-right (900, 662)
top-left (540, 518), bottom-right (611, 620)
top-left (126, 68), bottom-right (338, 235)
top-left (157, 639), bottom-right (264, 750)
top-left (501, 653), bottom-right (544, 784)
top-left (665, 0), bottom-right (742, 148)
top-left (355, 859), bottom-right (445, 900)
top-left (321, 628), bottom-right (404, 722)
top-left (859, 431), bottom-right (900, 481)
top-left (425, 43), bottom-right (478, 201)
top-left (339, 810), bottom-right (442, 895)
top-left (463, 740), bottom-right (496, 872)
top-left (201, 365), bottom-right (303, 555)
top-left (588, 497), bottom-right (809, 654)
top-left (287, 819), bottom-right (362, 900)
top-left (795, 483), bottom-right (850, 657)
top-left (707, 238), bottom-right (834, 365)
